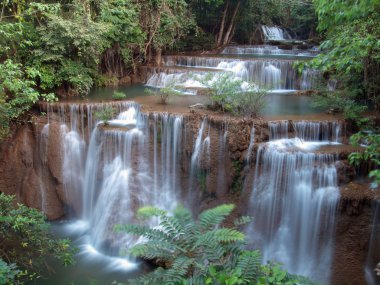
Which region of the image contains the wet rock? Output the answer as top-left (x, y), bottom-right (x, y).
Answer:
top-left (119, 75), bottom-right (132, 85)
top-left (0, 123), bottom-right (64, 220)
top-left (335, 160), bottom-right (356, 185)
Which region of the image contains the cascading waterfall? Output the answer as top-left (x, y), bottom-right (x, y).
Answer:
top-left (268, 120), bottom-right (289, 139)
top-left (293, 120), bottom-right (343, 142)
top-left (61, 106), bottom-right (86, 204)
top-left (247, 121), bottom-right (342, 284)
top-left (41, 102), bottom-right (184, 269)
top-left (216, 123), bottom-right (229, 196)
top-left (261, 25), bottom-right (292, 41)
top-left (149, 56), bottom-right (298, 90)
top-left (188, 119), bottom-right (210, 208)
top-left (301, 69), bottom-right (321, 90)
top-left (269, 120), bottom-right (344, 142)
top-left (246, 126), bottom-right (255, 162)
top-left (222, 45), bottom-right (318, 57)
top-left (365, 199), bottom-right (380, 285)
top-left (81, 109), bottom-right (184, 256)
top-left (36, 123), bottom-right (50, 213)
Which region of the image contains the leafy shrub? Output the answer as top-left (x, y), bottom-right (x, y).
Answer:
top-left (116, 204), bottom-right (315, 285)
top-left (233, 88), bottom-right (267, 117)
top-left (349, 131), bottom-right (380, 185)
top-left (0, 193), bottom-right (76, 284)
top-left (94, 106), bottom-right (116, 125)
top-left (145, 86), bottom-right (182, 104)
top-left (112, 91), bottom-right (127, 100)
top-left (196, 72), bottom-right (267, 117)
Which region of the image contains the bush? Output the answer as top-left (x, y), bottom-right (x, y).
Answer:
top-left (196, 72), bottom-right (267, 117)
top-left (0, 193), bottom-right (76, 284)
top-left (94, 106), bottom-right (116, 125)
top-left (233, 89), bottom-right (267, 117)
top-left (116, 204), bottom-right (315, 285)
top-left (145, 86), bottom-right (182, 104)
top-left (112, 91), bottom-right (127, 100)
top-left (349, 131), bottom-right (380, 185)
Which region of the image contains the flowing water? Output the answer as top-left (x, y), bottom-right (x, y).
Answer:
top-left (247, 122), bottom-right (342, 284)
top-left (261, 25), bottom-right (292, 41)
top-left (29, 41), bottom-right (378, 285)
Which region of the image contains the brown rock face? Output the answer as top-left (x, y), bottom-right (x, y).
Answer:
top-left (0, 122), bottom-right (64, 220)
top-left (331, 184), bottom-right (378, 285)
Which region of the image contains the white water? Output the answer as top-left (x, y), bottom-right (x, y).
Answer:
top-left (365, 200), bottom-right (380, 285)
top-left (246, 120), bottom-right (342, 283)
top-left (248, 139), bottom-right (340, 283)
top-left (148, 57), bottom-right (299, 90)
top-left (261, 25), bottom-right (292, 41)
top-left (42, 103), bottom-right (184, 270)
top-left (269, 120), bottom-right (344, 142)
top-left (222, 45), bottom-right (318, 57)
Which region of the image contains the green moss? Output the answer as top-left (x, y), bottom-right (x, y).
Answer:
top-left (231, 160), bottom-right (243, 193)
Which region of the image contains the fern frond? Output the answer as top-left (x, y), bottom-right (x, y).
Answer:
top-left (236, 250), bottom-right (262, 282)
top-left (198, 204), bottom-right (235, 230)
top-left (129, 240), bottom-right (175, 260)
top-left (233, 216), bottom-right (253, 227)
top-left (137, 206), bottom-right (167, 220)
top-left (114, 224), bottom-right (150, 236)
top-left (173, 205), bottom-right (193, 226)
top-left (195, 228), bottom-right (245, 248)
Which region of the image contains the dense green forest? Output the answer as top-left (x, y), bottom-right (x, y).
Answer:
top-left (0, 0), bottom-right (316, 132)
top-left (1, 0), bottom-right (379, 125)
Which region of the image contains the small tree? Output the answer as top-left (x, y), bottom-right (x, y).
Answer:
top-left (116, 204), bottom-right (315, 285)
top-left (0, 194), bottom-right (76, 284)
top-left (94, 106), bottom-right (116, 125)
top-left (145, 86), bottom-right (182, 104)
top-left (233, 88), bottom-right (267, 117)
top-left (112, 91), bottom-right (127, 100)
top-left (196, 72), bottom-right (267, 117)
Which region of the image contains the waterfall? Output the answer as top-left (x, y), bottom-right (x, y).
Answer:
top-left (37, 123), bottom-right (50, 213)
top-left (247, 120), bottom-right (343, 283)
top-left (248, 140), bottom-right (340, 283)
top-left (261, 25), bottom-right (292, 41)
top-left (152, 56), bottom-right (298, 90)
top-left (301, 69), bottom-right (321, 90)
top-left (268, 121), bottom-right (289, 139)
top-left (293, 120), bottom-right (343, 142)
top-left (222, 45), bottom-right (319, 57)
top-left (39, 102), bottom-right (185, 269)
top-left (188, 119), bottom-right (210, 208)
top-left (365, 200), bottom-right (380, 285)
top-left (81, 109), bottom-right (184, 255)
top-left (61, 106), bottom-right (86, 206)
top-left (269, 120), bottom-right (344, 142)
top-left (246, 126), bottom-right (255, 162)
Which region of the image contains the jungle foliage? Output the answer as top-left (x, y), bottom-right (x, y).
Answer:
top-left (0, 193), bottom-right (76, 284)
top-left (305, 0), bottom-right (380, 115)
top-left (0, 0), bottom-right (316, 138)
top-left (0, 0), bottom-right (194, 137)
top-left (303, 0), bottom-right (380, 184)
top-left (117, 204), bottom-right (315, 285)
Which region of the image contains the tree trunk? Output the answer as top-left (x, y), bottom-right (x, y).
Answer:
top-left (154, 48), bottom-right (162, 66)
top-left (222, 1), bottom-right (240, 45)
top-left (217, 1), bottom-right (229, 46)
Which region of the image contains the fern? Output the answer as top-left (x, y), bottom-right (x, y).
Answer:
top-left (198, 204), bottom-right (235, 230)
top-left (120, 204), bottom-right (315, 285)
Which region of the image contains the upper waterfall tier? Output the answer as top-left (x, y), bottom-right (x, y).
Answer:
top-left (145, 55), bottom-right (317, 91)
top-left (222, 45), bottom-right (319, 58)
top-left (261, 25), bottom-right (292, 41)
